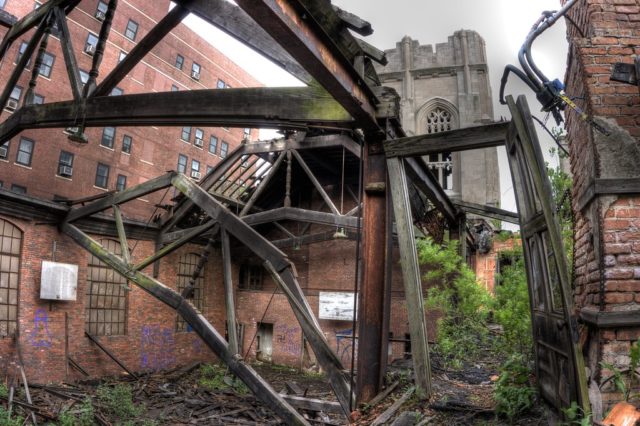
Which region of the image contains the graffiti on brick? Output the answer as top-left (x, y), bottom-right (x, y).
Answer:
top-left (192, 336), bottom-right (204, 354)
top-left (140, 325), bottom-right (176, 370)
top-left (29, 309), bottom-right (52, 348)
top-left (335, 328), bottom-right (356, 364)
top-left (275, 324), bottom-right (301, 355)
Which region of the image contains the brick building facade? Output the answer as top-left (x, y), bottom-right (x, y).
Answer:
top-left (562, 0), bottom-right (640, 417)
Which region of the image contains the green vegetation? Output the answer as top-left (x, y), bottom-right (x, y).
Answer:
top-left (600, 338), bottom-right (640, 402)
top-left (57, 397), bottom-right (94, 426)
top-left (547, 146), bottom-right (574, 268)
top-left (494, 354), bottom-right (536, 421)
top-left (96, 383), bottom-right (143, 422)
top-left (0, 407), bottom-right (23, 426)
top-left (198, 363), bottom-right (249, 395)
top-left (419, 237), bottom-right (492, 369)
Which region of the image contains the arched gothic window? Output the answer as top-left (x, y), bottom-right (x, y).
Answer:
top-left (426, 107), bottom-right (453, 134)
top-left (424, 106), bottom-right (454, 190)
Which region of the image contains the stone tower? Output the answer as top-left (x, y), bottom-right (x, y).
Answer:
top-left (374, 30), bottom-right (500, 208)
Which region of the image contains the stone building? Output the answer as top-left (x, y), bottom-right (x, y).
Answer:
top-left (374, 32), bottom-right (500, 207)
top-left (561, 0), bottom-right (640, 418)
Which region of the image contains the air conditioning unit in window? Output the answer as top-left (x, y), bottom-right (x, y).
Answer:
top-left (58, 165), bottom-right (73, 177)
top-left (0, 146), bottom-right (7, 158)
top-left (95, 10), bottom-right (106, 21)
top-left (5, 99), bottom-right (18, 112)
top-left (191, 71), bottom-right (200, 81)
top-left (191, 171), bottom-right (201, 180)
top-left (85, 44), bottom-right (96, 55)
top-left (194, 138), bottom-right (203, 147)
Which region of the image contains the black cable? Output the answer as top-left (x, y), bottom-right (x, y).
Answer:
top-left (499, 65), bottom-right (541, 105)
top-left (564, 13), bottom-right (585, 38)
top-left (531, 115), bottom-right (570, 156)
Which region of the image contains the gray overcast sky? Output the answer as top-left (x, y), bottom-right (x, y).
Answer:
top-left (185, 0), bottom-right (569, 221)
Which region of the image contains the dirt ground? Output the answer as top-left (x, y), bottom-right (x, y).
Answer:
top-left (3, 357), bottom-right (556, 425)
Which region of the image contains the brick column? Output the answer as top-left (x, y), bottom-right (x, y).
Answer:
top-left (563, 0), bottom-right (640, 418)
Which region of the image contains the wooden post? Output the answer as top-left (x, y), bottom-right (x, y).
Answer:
top-left (64, 312), bottom-right (69, 380)
top-left (386, 156), bottom-right (432, 398)
top-left (357, 147), bottom-right (387, 403)
top-left (221, 230), bottom-right (239, 355)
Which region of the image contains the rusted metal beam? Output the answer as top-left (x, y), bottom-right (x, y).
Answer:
top-left (234, 0), bottom-right (381, 133)
top-left (0, 88), bottom-right (353, 143)
top-left (357, 146), bottom-right (387, 403)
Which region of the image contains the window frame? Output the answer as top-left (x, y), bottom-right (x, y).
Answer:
top-left (220, 141), bottom-right (229, 158)
top-left (175, 54), bottom-right (184, 70)
top-left (177, 154), bottom-right (188, 174)
top-left (16, 42), bottom-right (31, 68)
top-left (95, 163), bottom-right (110, 189)
top-left (124, 19), bottom-right (138, 41)
top-left (121, 135), bottom-right (132, 154)
top-left (208, 135), bottom-right (218, 155)
top-left (16, 137), bottom-right (34, 167)
top-left (180, 126), bottom-right (191, 142)
top-left (57, 151), bottom-right (74, 177)
top-left (100, 126), bottom-right (116, 149)
top-left (0, 141), bottom-right (9, 160)
top-left (10, 184), bottom-right (26, 194)
top-left (116, 174), bottom-right (127, 191)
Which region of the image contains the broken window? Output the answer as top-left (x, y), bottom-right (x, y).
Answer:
top-left (86, 239), bottom-right (129, 336)
top-left (239, 264), bottom-right (263, 290)
top-left (0, 219), bottom-right (20, 337)
top-left (176, 253), bottom-right (205, 332)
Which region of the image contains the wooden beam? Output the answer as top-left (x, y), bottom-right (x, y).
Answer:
top-left (383, 121), bottom-right (509, 158)
top-left (355, 38), bottom-right (387, 65)
top-left (404, 157), bottom-right (458, 225)
top-left (160, 221), bottom-right (217, 245)
top-left (112, 205), bottom-right (130, 264)
top-left (85, 331), bottom-right (138, 379)
top-left (242, 207), bottom-right (358, 229)
top-left (176, 0), bottom-right (312, 84)
top-left (0, 88), bottom-right (353, 141)
top-left (240, 151), bottom-right (286, 216)
top-left (243, 133), bottom-right (361, 157)
top-left (279, 394), bottom-right (343, 414)
top-left (53, 6), bottom-right (82, 101)
top-left (221, 230), bottom-right (239, 355)
top-left (452, 200), bottom-right (519, 224)
top-left (64, 172), bottom-right (176, 223)
top-left (291, 149), bottom-right (339, 215)
top-left (61, 223), bottom-right (309, 426)
top-left (332, 5), bottom-right (372, 36)
top-left (387, 157), bottom-right (432, 398)
top-left (234, 0), bottom-right (380, 133)
top-left (577, 177), bottom-right (640, 212)
top-left (93, 3), bottom-right (190, 97)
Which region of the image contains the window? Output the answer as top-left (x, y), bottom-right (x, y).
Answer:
top-left (16, 42), bottom-right (30, 67)
top-left (239, 264), bottom-right (263, 290)
top-left (33, 94), bottom-right (44, 104)
top-left (243, 128), bottom-right (251, 139)
top-left (118, 50), bottom-right (126, 63)
top-left (176, 254), bottom-right (205, 331)
top-left (208, 136), bottom-right (218, 155)
top-left (86, 239), bottom-right (128, 336)
top-left (124, 19), bottom-right (138, 41)
top-left (216, 79), bottom-right (226, 89)
top-left (38, 52), bottom-right (55, 78)
top-left (177, 154), bottom-right (188, 174)
top-left (6, 86), bottom-right (21, 111)
top-left (57, 151), bottom-right (74, 177)
top-left (0, 0), bottom-right (5, 9)
top-left (122, 135), bottom-right (132, 153)
top-left (101, 127), bottom-right (116, 148)
top-left (10, 185), bottom-right (26, 195)
top-left (194, 128), bottom-right (204, 147)
top-left (95, 1), bottom-right (108, 20)
top-left (220, 141), bottom-right (229, 158)
top-left (191, 62), bottom-right (201, 80)
top-left (110, 87), bottom-right (123, 96)
top-left (0, 142), bottom-right (8, 160)
top-left (171, 84), bottom-right (179, 92)
top-left (79, 69), bottom-right (89, 87)
top-left (426, 107), bottom-right (453, 134)
top-left (425, 106), bottom-right (455, 190)
top-left (175, 54), bottom-right (184, 70)
top-left (85, 33), bottom-right (98, 54)
top-left (116, 174), bottom-right (127, 191)
top-left (180, 126), bottom-right (191, 142)
top-left (95, 163), bottom-right (110, 188)
top-left (191, 159), bottom-right (200, 178)
top-left (0, 219), bottom-right (21, 336)
top-left (16, 138), bottom-right (34, 166)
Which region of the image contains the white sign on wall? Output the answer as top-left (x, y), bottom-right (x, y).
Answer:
top-left (40, 260), bottom-right (78, 301)
top-left (318, 292), bottom-right (357, 321)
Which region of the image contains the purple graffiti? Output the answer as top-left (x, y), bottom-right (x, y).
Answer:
top-left (29, 309), bottom-right (52, 348)
top-left (275, 324), bottom-right (301, 355)
top-left (335, 329), bottom-right (357, 364)
top-left (140, 325), bottom-right (176, 370)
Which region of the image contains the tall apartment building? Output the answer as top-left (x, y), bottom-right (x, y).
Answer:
top-left (0, 0), bottom-right (259, 221)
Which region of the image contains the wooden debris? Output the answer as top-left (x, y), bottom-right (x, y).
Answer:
top-left (371, 387), bottom-right (415, 426)
top-left (367, 380), bottom-right (400, 407)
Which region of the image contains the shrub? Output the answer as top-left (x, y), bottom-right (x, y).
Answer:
top-left (96, 383), bottom-right (142, 421)
top-left (199, 363), bottom-right (249, 394)
top-left (494, 354), bottom-right (536, 420)
top-left (0, 407), bottom-right (23, 426)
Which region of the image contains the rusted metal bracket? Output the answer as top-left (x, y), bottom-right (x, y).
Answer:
top-left (610, 57), bottom-right (640, 93)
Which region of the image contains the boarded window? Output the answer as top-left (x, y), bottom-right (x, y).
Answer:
top-left (176, 253), bottom-right (205, 332)
top-left (0, 219), bottom-right (20, 336)
top-left (85, 239), bottom-right (128, 336)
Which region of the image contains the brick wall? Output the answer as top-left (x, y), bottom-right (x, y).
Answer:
top-left (563, 0), bottom-right (640, 416)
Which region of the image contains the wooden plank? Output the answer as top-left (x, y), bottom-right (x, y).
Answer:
top-left (61, 223), bottom-right (309, 426)
top-left (387, 157), bottom-right (431, 398)
top-left (133, 220), bottom-right (217, 271)
top-left (367, 381), bottom-right (400, 407)
top-left (53, 6), bottom-right (82, 101)
top-left (578, 178), bottom-right (640, 211)
top-left (279, 394), bottom-right (343, 414)
top-left (332, 5), bottom-right (372, 36)
top-left (242, 207), bottom-right (359, 229)
top-left (177, 0), bottom-right (312, 84)
top-left (112, 205), bottom-right (130, 264)
top-left (93, 3), bottom-right (190, 97)
top-left (371, 387), bottom-right (415, 426)
top-left (65, 172), bottom-right (175, 222)
top-left (160, 221), bottom-right (218, 245)
top-left (0, 87), bottom-right (353, 141)
top-left (221, 230), bottom-right (239, 355)
top-left (240, 151), bottom-right (286, 216)
top-left (85, 331), bottom-right (139, 379)
top-left (355, 38), bottom-right (387, 65)
top-left (384, 121), bottom-right (509, 158)
top-left (244, 134), bottom-right (361, 157)
top-left (291, 149), bottom-right (340, 215)
top-left (404, 157), bottom-right (458, 225)
top-left (452, 200), bottom-right (519, 224)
